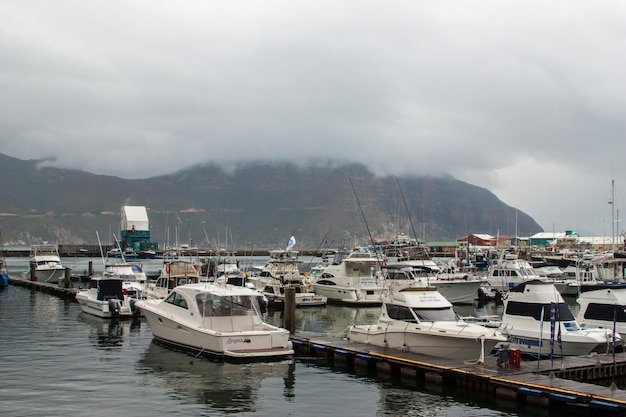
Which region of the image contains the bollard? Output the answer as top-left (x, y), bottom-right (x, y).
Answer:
top-left (30, 261), bottom-right (37, 281)
top-left (64, 267), bottom-right (72, 288)
top-left (284, 287), bottom-right (296, 334)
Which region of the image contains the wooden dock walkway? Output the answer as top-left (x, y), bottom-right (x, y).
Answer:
top-left (290, 334), bottom-right (626, 415)
top-left (8, 276), bottom-right (78, 299)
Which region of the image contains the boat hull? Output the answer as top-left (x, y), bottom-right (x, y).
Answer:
top-left (347, 324), bottom-right (503, 362)
top-left (311, 284), bottom-right (382, 306)
top-left (431, 279), bottom-right (483, 304)
top-left (35, 268), bottom-right (66, 283)
top-left (75, 293), bottom-right (138, 319)
top-left (140, 305), bottom-right (294, 360)
top-left (503, 329), bottom-right (614, 357)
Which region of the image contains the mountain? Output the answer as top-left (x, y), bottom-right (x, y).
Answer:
top-left (0, 153), bottom-right (542, 248)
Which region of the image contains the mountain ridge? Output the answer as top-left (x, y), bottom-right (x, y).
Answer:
top-left (0, 153), bottom-right (542, 247)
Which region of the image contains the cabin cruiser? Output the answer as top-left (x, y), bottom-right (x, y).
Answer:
top-left (25, 244), bottom-right (66, 283)
top-left (310, 247), bottom-right (384, 305)
top-left (385, 245), bottom-right (485, 304)
top-left (576, 284), bottom-right (626, 338)
top-left (136, 283), bottom-right (294, 360)
top-left (499, 280), bottom-right (621, 357)
top-left (75, 277), bottom-right (142, 318)
top-left (484, 251), bottom-right (544, 295)
top-left (347, 285), bottom-right (506, 363)
top-left (395, 261), bottom-right (485, 304)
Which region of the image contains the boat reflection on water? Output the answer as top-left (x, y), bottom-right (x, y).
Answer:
top-left (137, 342), bottom-right (296, 412)
top-left (79, 312), bottom-right (143, 349)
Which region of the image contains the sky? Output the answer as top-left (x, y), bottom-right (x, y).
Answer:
top-left (1, 1), bottom-right (625, 238)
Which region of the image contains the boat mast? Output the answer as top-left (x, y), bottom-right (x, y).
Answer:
top-left (606, 177), bottom-right (616, 253)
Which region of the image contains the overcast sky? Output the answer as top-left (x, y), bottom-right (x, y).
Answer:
top-left (1, 1), bottom-right (624, 238)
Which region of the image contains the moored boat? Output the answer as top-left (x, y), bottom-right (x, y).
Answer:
top-left (24, 244), bottom-right (66, 283)
top-left (576, 283), bottom-right (626, 338)
top-left (136, 283), bottom-right (294, 361)
top-left (347, 285), bottom-right (507, 363)
top-left (499, 280), bottom-right (621, 357)
top-left (309, 247), bottom-right (383, 305)
top-left (75, 276), bottom-right (143, 318)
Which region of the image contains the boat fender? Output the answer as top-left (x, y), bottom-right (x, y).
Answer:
top-left (165, 264), bottom-right (170, 274)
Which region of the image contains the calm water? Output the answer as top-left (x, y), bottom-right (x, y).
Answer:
top-left (1, 257), bottom-right (541, 417)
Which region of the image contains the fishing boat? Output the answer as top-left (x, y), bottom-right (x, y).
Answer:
top-left (347, 285), bottom-right (507, 363)
top-left (75, 276), bottom-right (143, 318)
top-left (483, 250), bottom-right (545, 297)
top-left (136, 283), bottom-right (294, 360)
top-left (25, 244), bottom-right (66, 283)
top-left (145, 252), bottom-right (202, 299)
top-left (576, 284), bottom-right (626, 338)
top-left (499, 280), bottom-right (621, 357)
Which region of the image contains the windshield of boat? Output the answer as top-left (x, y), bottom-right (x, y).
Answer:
top-left (196, 294), bottom-right (260, 317)
top-left (386, 304), bottom-right (457, 322)
top-left (411, 306), bottom-right (457, 322)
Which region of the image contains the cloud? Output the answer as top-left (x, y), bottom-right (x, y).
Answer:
top-left (1, 0), bottom-right (624, 236)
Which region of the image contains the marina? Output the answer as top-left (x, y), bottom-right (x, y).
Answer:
top-left (4, 254), bottom-right (626, 416)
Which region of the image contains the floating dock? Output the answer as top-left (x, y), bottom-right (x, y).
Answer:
top-left (290, 334), bottom-right (626, 415)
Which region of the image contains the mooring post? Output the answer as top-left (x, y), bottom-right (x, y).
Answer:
top-left (284, 287), bottom-right (296, 334)
top-left (30, 261), bottom-right (37, 281)
top-left (64, 267), bottom-right (72, 288)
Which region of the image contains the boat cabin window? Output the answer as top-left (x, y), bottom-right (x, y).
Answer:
top-left (196, 294), bottom-right (256, 317)
top-left (386, 305), bottom-right (416, 322)
top-left (164, 291), bottom-right (188, 309)
top-left (411, 307), bottom-right (457, 322)
top-left (384, 270), bottom-right (411, 280)
top-left (505, 302), bottom-right (574, 321)
top-left (583, 304), bottom-right (626, 323)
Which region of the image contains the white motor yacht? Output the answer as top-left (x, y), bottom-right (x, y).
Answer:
top-left (136, 283), bottom-right (294, 360)
top-left (484, 251), bottom-right (545, 294)
top-left (576, 284), bottom-right (626, 338)
top-left (347, 285), bottom-right (507, 363)
top-left (310, 247), bottom-right (383, 305)
top-left (499, 280), bottom-right (621, 357)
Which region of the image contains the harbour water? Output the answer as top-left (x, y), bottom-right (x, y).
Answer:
top-left (0, 256), bottom-right (551, 416)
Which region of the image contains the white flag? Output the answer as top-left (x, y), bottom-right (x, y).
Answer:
top-left (286, 236), bottom-right (296, 250)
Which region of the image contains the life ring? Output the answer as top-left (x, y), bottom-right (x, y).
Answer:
top-left (165, 264), bottom-right (170, 274)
